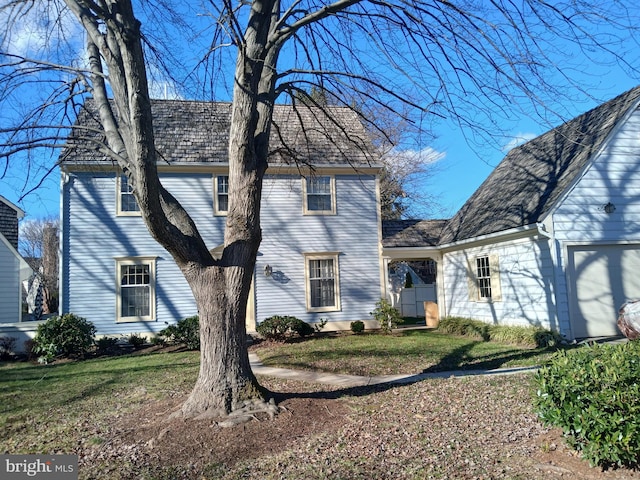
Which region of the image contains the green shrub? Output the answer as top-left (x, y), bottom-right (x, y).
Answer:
top-left (32, 313), bottom-right (96, 363)
top-left (95, 336), bottom-right (119, 355)
top-left (437, 316), bottom-right (490, 341)
top-left (289, 317), bottom-right (314, 337)
top-left (0, 336), bottom-right (17, 360)
top-left (350, 320), bottom-right (365, 334)
top-left (438, 317), bottom-right (562, 347)
top-left (127, 334), bottom-right (146, 349)
top-left (159, 315), bottom-right (200, 350)
top-left (532, 328), bottom-right (564, 348)
top-left (150, 335), bottom-right (166, 346)
top-left (534, 341), bottom-right (640, 469)
top-left (490, 325), bottom-right (563, 348)
top-left (313, 318), bottom-right (328, 333)
top-left (370, 298), bottom-right (403, 334)
top-left (256, 315), bottom-right (313, 341)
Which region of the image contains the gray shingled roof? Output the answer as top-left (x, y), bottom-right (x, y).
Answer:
top-left (0, 195), bottom-right (23, 250)
top-left (439, 86), bottom-right (640, 244)
top-left (382, 219), bottom-right (448, 248)
top-left (61, 99), bottom-right (376, 168)
top-left (382, 86), bottom-right (640, 248)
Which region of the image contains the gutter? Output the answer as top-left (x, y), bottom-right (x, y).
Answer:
top-left (437, 224), bottom-right (539, 252)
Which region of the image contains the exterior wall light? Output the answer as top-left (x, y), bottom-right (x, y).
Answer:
top-left (264, 264), bottom-right (273, 277)
top-left (604, 202), bottom-right (616, 214)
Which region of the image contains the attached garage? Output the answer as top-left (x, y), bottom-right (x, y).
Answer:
top-left (382, 87), bottom-right (640, 341)
top-left (567, 244), bottom-right (640, 338)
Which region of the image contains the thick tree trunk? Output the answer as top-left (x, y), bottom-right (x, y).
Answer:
top-left (176, 0), bottom-right (280, 419)
top-left (69, 0), bottom-right (281, 419)
top-left (179, 266), bottom-right (266, 419)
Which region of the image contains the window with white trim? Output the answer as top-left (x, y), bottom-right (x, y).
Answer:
top-left (305, 253), bottom-right (341, 312)
top-left (117, 175), bottom-right (141, 215)
top-left (214, 174), bottom-right (229, 215)
top-left (468, 254), bottom-right (502, 302)
top-left (116, 257), bottom-right (156, 322)
top-left (303, 176), bottom-right (336, 215)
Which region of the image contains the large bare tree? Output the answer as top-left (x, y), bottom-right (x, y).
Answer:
top-left (1, 0), bottom-right (639, 418)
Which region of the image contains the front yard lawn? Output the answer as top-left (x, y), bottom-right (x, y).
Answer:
top-left (250, 329), bottom-right (566, 376)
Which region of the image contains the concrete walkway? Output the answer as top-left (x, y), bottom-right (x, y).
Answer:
top-left (249, 353), bottom-right (538, 388)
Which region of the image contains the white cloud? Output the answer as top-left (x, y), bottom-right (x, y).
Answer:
top-left (2, 1), bottom-right (83, 60)
top-left (384, 146), bottom-right (446, 166)
top-left (502, 132), bottom-right (537, 152)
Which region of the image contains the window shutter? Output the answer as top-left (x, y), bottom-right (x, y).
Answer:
top-left (489, 254), bottom-right (502, 302)
top-left (467, 259), bottom-right (478, 301)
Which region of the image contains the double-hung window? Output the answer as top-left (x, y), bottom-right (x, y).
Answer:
top-left (468, 254), bottom-right (502, 302)
top-left (305, 253), bottom-right (341, 312)
top-left (476, 256), bottom-right (492, 299)
top-left (214, 174), bottom-right (229, 215)
top-left (117, 175), bottom-right (140, 215)
top-left (116, 257), bottom-right (156, 322)
top-left (303, 176), bottom-right (336, 215)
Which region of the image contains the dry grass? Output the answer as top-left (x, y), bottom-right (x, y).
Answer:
top-left (1, 341), bottom-right (636, 479)
top-left (251, 329), bottom-right (564, 376)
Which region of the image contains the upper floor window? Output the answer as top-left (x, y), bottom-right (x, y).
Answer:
top-left (303, 176), bottom-right (336, 215)
top-left (117, 175), bottom-right (140, 216)
top-left (214, 175), bottom-right (229, 215)
top-left (304, 252), bottom-right (341, 312)
top-left (116, 256), bottom-right (156, 322)
top-left (469, 254), bottom-right (502, 302)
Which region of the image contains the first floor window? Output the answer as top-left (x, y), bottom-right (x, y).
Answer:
top-left (214, 175), bottom-right (229, 214)
top-left (116, 257), bottom-right (156, 321)
top-left (117, 174), bottom-right (140, 215)
top-left (469, 254), bottom-right (502, 302)
top-left (305, 253), bottom-right (341, 312)
top-left (476, 255), bottom-right (492, 299)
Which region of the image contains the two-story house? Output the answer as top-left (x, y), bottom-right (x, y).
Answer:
top-left (59, 100), bottom-right (384, 338)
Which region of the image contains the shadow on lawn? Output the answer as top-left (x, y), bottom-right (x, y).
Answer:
top-left (272, 343), bottom-right (565, 404)
top-left (421, 341), bottom-right (562, 373)
top-left (270, 376), bottom-right (422, 403)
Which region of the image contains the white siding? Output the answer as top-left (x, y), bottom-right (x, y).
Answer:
top-left (255, 173), bottom-right (381, 326)
top-left (551, 107), bottom-right (640, 337)
top-left (0, 239), bottom-right (21, 323)
top-left (62, 172), bottom-right (215, 336)
top-left (553, 109), bottom-right (640, 243)
top-left (62, 170), bottom-right (382, 334)
top-left (442, 235), bottom-right (557, 330)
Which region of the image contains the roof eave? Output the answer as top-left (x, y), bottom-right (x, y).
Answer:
top-left (439, 224), bottom-right (540, 252)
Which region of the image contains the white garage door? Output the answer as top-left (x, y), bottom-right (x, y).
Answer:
top-left (568, 245), bottom-right (640, 338)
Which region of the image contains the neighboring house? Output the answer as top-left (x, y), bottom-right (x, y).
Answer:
top-left (383, 86), bottom-right (640, 340)
top-left (59, 100), bottom-right (384, 337)
top-left (0, 195), bottom-right (33, 328)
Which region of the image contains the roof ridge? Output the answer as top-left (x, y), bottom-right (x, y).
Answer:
top-left (437, 85), bottom-right (640, 244)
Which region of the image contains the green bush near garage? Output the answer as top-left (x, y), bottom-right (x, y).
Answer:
top-left (533, 340), bottom-right (640, 469)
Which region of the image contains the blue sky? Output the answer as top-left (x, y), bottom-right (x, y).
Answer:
top-left (2, 76), bottom-right (638, 221)
top-left (426, 76), bottom-right (640, 219)
top-left (1, 2), bottom-right (639, 221)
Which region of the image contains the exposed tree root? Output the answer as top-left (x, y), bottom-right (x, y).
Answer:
top-left (214, 398), bottom-right (280, 427)
top-left (169, 397), bottom-right (281, 427)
